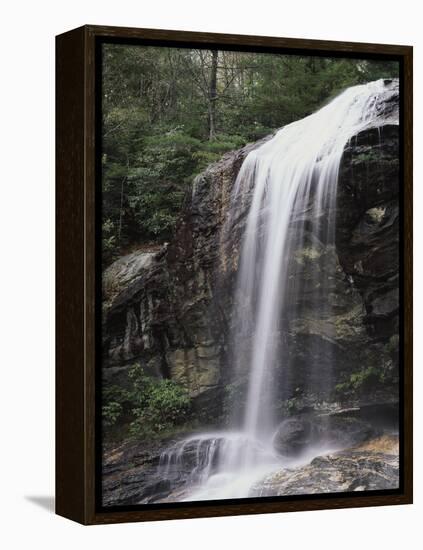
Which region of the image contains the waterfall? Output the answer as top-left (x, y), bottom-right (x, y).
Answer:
top-left (231, 79), bottom-right (388, 441)
top-left (155, 79), bottom-right (393, 502)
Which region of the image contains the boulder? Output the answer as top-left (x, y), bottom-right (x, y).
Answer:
top-left (273, 417), bottom-right (314, 456)
top-left (273, 411), bottom-right (376, 457)
top-left (252, 435), bottom-right (399, 497)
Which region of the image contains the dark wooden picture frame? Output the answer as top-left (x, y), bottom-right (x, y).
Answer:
top-left (56, 24), bottom-right (413, 525)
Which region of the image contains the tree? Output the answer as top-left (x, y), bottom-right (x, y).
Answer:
top-left (101, 43), bottom-right (399, 266)
top-left (208, 50), bottom-right (218, 139)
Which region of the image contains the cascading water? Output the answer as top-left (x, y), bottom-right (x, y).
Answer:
top-left (154, 80), bottom-right (394, 502)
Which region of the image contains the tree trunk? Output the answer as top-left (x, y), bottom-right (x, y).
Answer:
top-left (208, 50), bottom-right (218, 140)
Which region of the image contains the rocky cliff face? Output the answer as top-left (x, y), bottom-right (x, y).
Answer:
top-left (102, 80), bottom-right (400, 417)
top-left (102, 136), bottom-right (269, 409)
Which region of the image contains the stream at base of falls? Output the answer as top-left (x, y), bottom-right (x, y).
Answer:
top-left (154, 431), bottom-right (341, 502)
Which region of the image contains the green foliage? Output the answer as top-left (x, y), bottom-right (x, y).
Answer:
top-left (102, 384), bottom-right (131, 427)
top-left (203, 134), bottom-right (246, 153)
top-left (101, 44), bottom-right (399, 266)
top-left (102, 218), bottom-right (118, 264)
top-left (102, 364), bottom-right (192, 439)
top-left (277, 397), bottom-right (300, 417)
top-left (102, 401), bottom-right (123, 427)
top-left (386, 334), bottom-right (399, 356)
top-left (335, 366), bottom-right (382, 396)
top-left (128, 364), bottom-right (191, 437)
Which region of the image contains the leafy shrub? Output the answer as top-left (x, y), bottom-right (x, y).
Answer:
top-left (128, 364), bottom-right (191, 437)
top-left (136, 131), bottom-right (202, 183)
top-left (102, 364), bottom-right (192, 439)
top-left (102, 401), bottom-right (123, 427)
top-left (203, 134), bottom-right (246, 153)
top-left (192, 150), bottom-right (221, 172)
top-left (102, 384), bottom-right (131, 427)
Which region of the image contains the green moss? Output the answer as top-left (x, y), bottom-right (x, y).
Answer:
top-left (386, 334), bottom-right (399, 354)
top-left (366, 206), bottom-right (386, 223)
top-left (352, 149), bottom-right (381, 164)
top-left (335, 366), bottom-right (382, 396)
top-left (277, 397), bottom-right (300, 416)
top-left (294, 246), bottom-right (322, 265)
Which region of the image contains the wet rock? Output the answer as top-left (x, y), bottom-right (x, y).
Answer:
top-left (102, 437), bottom-right (186, 506)
top-left (273, 417), bottom-right (314, 456)
top-left (281, 82), bottom-right (400, 405)
top-left (252, 435), bottom-right (399, 496)
top-left (273, 411), bottom-right (376, 457)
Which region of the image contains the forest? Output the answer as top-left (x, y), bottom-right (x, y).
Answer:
top-left (101, 45), bottom-right (398, 266)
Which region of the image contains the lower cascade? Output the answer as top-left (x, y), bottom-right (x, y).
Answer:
top-left (146, 80), bottom-right (397, 502)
